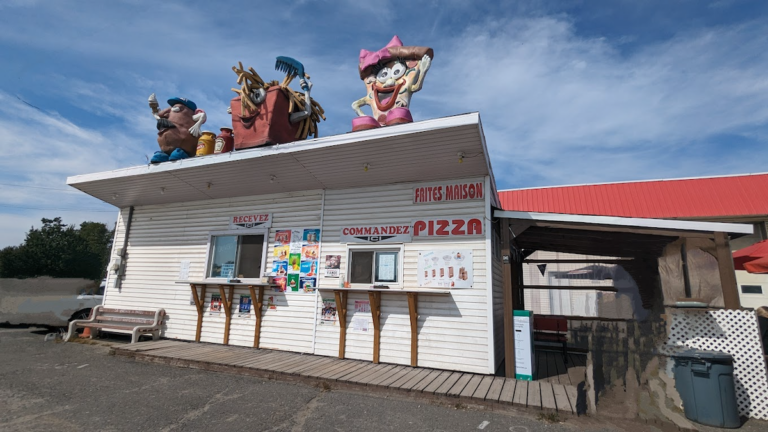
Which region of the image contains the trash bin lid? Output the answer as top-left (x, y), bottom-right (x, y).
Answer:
top-left (671, 348), bottom-right (733, 362)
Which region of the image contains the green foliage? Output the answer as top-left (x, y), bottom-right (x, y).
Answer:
top-left (0, 217), bottom-right (114, 280)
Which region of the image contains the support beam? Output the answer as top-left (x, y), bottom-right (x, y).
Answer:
top-left (334, 290), bottom-right (348, 358)
top-left (189, 284), bottom-right (206, 342)
top-left (219, 285), bottom-right (234, 345)
top-left (248, 285), bottom-right (265, 348)
top-left (501, 219), bottom-right (516, 378)
top-left (369, 291), bottom-right (382, 364)
top-left (714, 232), bottom-right (741, 310)
top-left (407, 292), bottom-right (419, 366)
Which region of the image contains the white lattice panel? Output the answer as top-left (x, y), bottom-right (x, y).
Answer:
top-left (665, 309), bottom-right (768, 420)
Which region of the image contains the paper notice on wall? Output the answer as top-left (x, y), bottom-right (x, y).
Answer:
top-left (178, 260), bottom-right (190, 280)
top-left (352, 317), bottom-right (369, 332)
top-left (267, 296), bottom-right (276, 310)
top-left (417, 250), bottom-right (473, 288)
top-left (321, 298), bottom-right (337, 325)
top-left (290, 230), bottom-right (303, 252)
top-left (378, 254), bottom-right (396, 281)
top-left (354, 300), bottom-right (370, 313)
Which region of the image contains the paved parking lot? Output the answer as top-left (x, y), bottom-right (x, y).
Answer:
top-left (0, 327), bottom-right (761, 432)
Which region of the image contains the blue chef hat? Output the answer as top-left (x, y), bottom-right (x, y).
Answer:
top-left (167, 97), bottom-right (197, 111)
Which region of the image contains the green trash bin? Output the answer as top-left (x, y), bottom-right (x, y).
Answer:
top-left (672, 349), bottom-right (741, 428)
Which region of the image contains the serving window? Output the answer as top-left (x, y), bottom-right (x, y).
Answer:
top-left (207, 233), bottom-right (266, 279)
top-left (347, 245), bottom-right (403, 286)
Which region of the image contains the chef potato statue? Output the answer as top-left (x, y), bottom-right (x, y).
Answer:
top-left (351, 35), bottom-right (433, 131)
top-left (147, 94), bottom-right (207, 163)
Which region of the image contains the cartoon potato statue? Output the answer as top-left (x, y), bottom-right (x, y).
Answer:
top-left (351, 35), bottom-right (433, 132)
top-left (148, 94), bottom-right (207, 163)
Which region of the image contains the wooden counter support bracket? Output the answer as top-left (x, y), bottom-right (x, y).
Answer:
top-left (248, 285), bottom-right (265, 348)
top-left (189, 284), bottom-right (207, 342)
top-left (407, 292), bottom-right (418, 366)
top-left (334, 290), bottom-right (349, 359)
top-left (219, 285), bottom-right (235, 345)
top-left (369, 291), bottom-right (382, 364)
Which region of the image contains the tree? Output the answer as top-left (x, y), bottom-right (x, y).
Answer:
top-left (0, 217), bottom-right (114, 280)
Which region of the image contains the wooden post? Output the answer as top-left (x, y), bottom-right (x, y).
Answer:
top-left (334, 290), bottom-right (348, 359)
top-left (189, 284), bottom-right (206, 342)
top-left (714, 232), bottom-right (741, 310)
top-left (407, 292), bottom-right (419, 366)
top-left (501, 219), bottom-right (517, 378)
top-left (219, 285), bottom-right (234, 345)
top-left (369, 291), bottom-right (382, 364)
top-left (248, 285), bottom-right (265, 348)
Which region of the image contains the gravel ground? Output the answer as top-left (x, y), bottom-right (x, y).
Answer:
top-left (1, 327), bottom-right (764, 432)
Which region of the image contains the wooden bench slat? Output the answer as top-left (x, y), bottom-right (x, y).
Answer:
top-left (80, 323), bottom-right (155, 331)
top-left (96, 317), bottom-right (156, 324)
top-left (100, 308), bottom-right (157, 315)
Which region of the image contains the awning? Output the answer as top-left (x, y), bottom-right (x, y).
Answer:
top-left (733, 239), bottom-right (768, 273)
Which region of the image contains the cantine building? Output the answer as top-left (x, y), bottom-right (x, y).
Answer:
top-left (67, 113), bottom-right (508, 375)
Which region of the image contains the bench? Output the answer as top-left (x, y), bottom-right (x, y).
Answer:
top-left (533, 315), bottom-right (568, 364)
top-left (65, 306), bottom-right (165, 343)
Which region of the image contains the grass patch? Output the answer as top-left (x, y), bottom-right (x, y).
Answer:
top-left (316, 381), bottom-right (332, 392)
top-left (67, 337), bottom-right (102, 346)
top-left (454, 402), bottom-right (467, 410)
top-left (537, 412), bottom-right (561, 423)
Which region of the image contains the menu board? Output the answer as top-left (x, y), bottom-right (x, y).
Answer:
top-left (416, 250), bottom-right (473, 288)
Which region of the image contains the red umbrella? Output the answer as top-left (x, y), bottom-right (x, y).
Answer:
top-left (733, 239), bottom-right (768, 272)
top-left (744, 255), bottom-right (768, 274)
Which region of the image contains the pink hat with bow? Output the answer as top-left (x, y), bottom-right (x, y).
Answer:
top-left (358, 35), bottom-right (434, 80)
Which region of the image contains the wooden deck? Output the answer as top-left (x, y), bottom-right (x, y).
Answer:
top-left (535, 349), bottom-right (587, 386)
top-left (112, 340), bottom-right (582, 414)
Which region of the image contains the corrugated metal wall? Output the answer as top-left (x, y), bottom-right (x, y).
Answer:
top-left (490, 221), bottom-right (505, 372)
top-left (105, 178), bottom-right (494, 374)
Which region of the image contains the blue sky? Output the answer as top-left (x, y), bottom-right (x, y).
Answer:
top-left (1, 0), bottom-right (767, 247)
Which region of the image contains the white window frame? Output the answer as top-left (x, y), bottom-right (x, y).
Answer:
top-left (204, 229), bottom-right (269, 282)
top-left (346, 243), bottom-right (405, 288)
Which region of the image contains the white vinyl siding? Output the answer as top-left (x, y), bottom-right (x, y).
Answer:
top-left (314, 178), bottom-right (492, 374)
top-left (104, 178), bottom-right (496, 374)
top-left (104, 190), bottom-right (323, 353)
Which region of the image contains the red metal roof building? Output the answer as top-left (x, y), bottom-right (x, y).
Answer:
top-left (498, 172), bottom-right (768, 221)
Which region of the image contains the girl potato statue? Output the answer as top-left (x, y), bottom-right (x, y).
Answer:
top-left (351, 36), bottom-right (433, 132)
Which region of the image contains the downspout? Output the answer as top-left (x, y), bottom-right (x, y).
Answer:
top-left (114, 206), bottom-right (134, 292)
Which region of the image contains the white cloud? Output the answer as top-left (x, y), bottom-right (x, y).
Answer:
top-left (419, 17), bottom-right (768, 187)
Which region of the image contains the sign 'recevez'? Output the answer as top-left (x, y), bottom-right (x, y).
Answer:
top-left (413, 181), bottom-right (484, 204)
top-left (340, 225), bottom-right (412, 243)
top-left (412, 217), bottom-right (484, 237)
top-left (229, 213), bottom-right (272, 230)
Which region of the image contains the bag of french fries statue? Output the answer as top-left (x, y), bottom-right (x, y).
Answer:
top-left (230, 58), bottom-right (326, 150)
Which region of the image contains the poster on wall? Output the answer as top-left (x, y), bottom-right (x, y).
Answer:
top-left (288, 253), bottom-right (301, 274)
top-left (274, 245), bottom-right (289, 261)
top-left (209, 294), bottom-right (222, 316)
top-left (273, 276), bottom-right (287, 292)
top-left (287, 274), bottom-right (300, 292)
top-left (267, 296), bottom-right (276, 310)
top-left (300, 276), bottom-right (316, 293)
top-left (178, 260), bottom-right (190, 280)
top-left (417, 250), bottom-right (473, 288)
top-left (272, 227), bottom-right (321, 293)
top-left (272, 261), bottom-right (288, 276)
top-left (324, 255), bottom-right (340, 278)
top-left (321, 298), bottom-right (337, 325)
top-left (238, 295), bottom-right (252, 318)
top-left (303, 229), bottom-right (320, 244)
top-left (275, 230), bottom-right (291, 245)
top-left (354, 300), bottom-right (370, 313)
